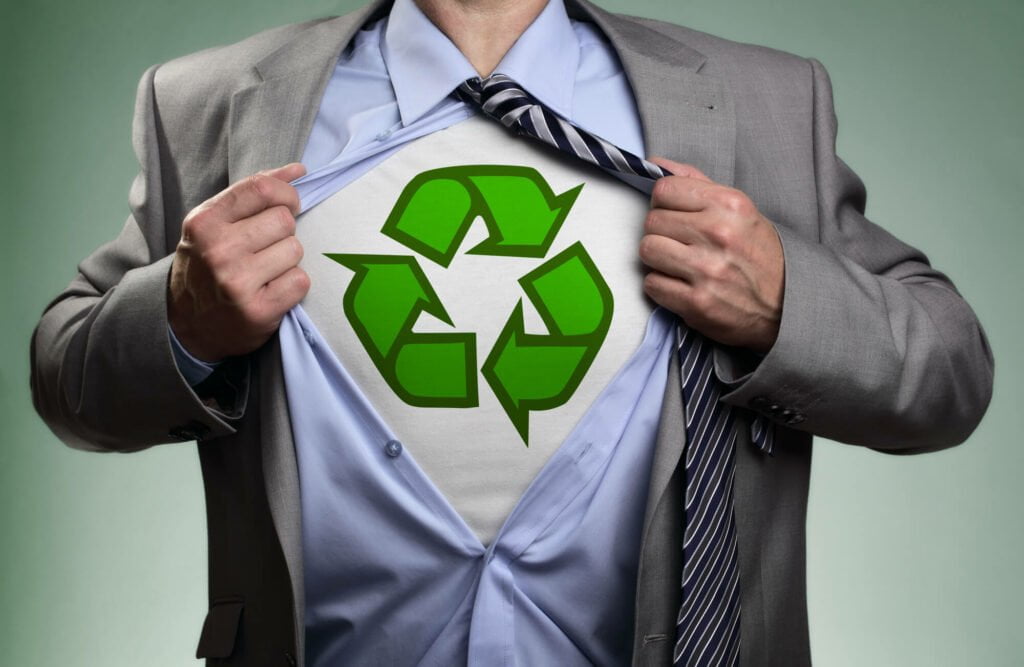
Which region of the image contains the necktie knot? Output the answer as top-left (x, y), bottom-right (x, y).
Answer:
top-left (457, 73), bottom-right (538, 129)
top-left (458, 76), bottom-right (483, 101)
top-left (456, 73), bottom-right (675, 186)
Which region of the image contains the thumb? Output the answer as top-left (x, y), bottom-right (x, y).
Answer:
top-left (262, 162), bottom-right (307, 184)
top-left (648, 156), bottom-right (713, 183)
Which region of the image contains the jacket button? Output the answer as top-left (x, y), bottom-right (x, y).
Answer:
top-left (168, 420), bottom-right (210, 441)
top-left (785, 412), bottom-right (806, 425)
top-left (284, 652), bottom-right (296, 666)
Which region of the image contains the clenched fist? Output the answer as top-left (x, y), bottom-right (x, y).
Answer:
top-left (168, 163), bottom-right (310, 362)
top-left (639, 157), bottom-right (785, 353)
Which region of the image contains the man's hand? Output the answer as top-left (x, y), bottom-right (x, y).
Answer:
top-left (639, 157), bottom-right (785, 353)
top-left (168, 163), bottom-right (310, 362)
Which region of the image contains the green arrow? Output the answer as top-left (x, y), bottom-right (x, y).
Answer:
top-left (482, 242), bottom-right (613, 443)
top-left (382, 165), bottom-right (582, 266)
top-left (465, 172), bottom-right (581, 258)
top-left (327, 168), bottom-right (612, 443)
top-left (326, 253), bottom-right (478, 407)
top-left (520, 242), bottom-right (614, 337)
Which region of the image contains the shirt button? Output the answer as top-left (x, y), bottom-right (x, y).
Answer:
top-left (384, 439), bottom-right (403, 458)
top-left (375, 128), bottom-right (393, 142)
top-left (749, 396), bottom-right (772, 410)
top-left (301, 327), bottom-right (316, 346)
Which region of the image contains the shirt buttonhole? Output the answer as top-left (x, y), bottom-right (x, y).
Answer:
top-left (574, 441), bottom-right (592, 462)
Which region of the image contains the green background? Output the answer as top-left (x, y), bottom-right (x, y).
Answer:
top-left (1, 0), bottom-right (1021, 664)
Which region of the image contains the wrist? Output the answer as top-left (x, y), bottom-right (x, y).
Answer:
top-left (167, 288), bottom-right (227, 364)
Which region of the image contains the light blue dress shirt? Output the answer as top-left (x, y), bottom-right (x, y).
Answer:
top-left (172, 0), bottom-right (676, 663)
top-left (168, 0), bottom-right (647, 383)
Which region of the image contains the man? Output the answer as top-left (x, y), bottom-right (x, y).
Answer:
top-left (30, 0), bottom-right (993, 664)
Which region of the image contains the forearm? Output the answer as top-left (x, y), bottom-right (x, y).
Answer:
top-left (715, 58), bottom-right (993, 453)
top-left (717, 223), bottom-right (993, 452)
top-left (31, 250), bottom-right (244, 451)
top-left (29, 65), bottom-right (249, 452)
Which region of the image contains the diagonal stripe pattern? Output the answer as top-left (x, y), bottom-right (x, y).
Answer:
top-left (675, 326), bottom-right (742, 666)
top-left (457, 74), bottom-right (775, 666)
top-left (457, 74), bottom-right (670, 183)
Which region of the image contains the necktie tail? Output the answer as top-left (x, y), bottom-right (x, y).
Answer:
top-left (457, 73), bottom-right (777, 666)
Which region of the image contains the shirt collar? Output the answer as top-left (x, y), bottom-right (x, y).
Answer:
top-left (382, 0), bottom-right (580, 127)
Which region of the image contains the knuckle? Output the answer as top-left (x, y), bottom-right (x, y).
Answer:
top-left (709, 223), bottom-right (738, 248)
top-left (275, 206), bottom-right (297, 234)
top-left (284, 184), bottom-right (301, 211)
top-left (287, 236), bottom-right (304, 262)
top-left (638, 235), bottom-right (660, 263)
top-left (292, 268), bottom-right (311, 294)
top-left (182, 209), bottom-right (212, 239)
top-left (643, 209), bottom-right (662, 235)
top-left (690, 286), bottom-right (714, 313)
top-left (180, 216), bottom-right (200, 241)
top-left (726, 192), bottom-right (755, 219)
top-left (703, 255), bottom-right (730, 281)
top-left (214, 188), bottom-right (239, 216)
top-left (651, 177), bottom-right (673, 203)
top-left (246, 172), bottom-right (270, 200)
top-left (716, 189), bottom-right (747, 214)
top-left (642, 271), bottom-right (662, 294)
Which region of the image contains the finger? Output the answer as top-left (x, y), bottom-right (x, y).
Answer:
top-left (248, 235), bottom-right (305, 288)
top-left (263, 162), bottom-right (307, 185)
top-left (648, 156), bottom-right (712, 182)
top-left (650, 172), bottom-right (717, 213)
top-left (234, 205), bottom-right (297, 253)
top-left (638, 234), bottom-right (700, 282)
top-left (644, 207), bottom-right (707, 246)
top-left (260, 266), bottom-right (311, 314)
top-left (643, 270), bottom-right (698, 319)
top-left (203, 165), bottom-right (305, 225)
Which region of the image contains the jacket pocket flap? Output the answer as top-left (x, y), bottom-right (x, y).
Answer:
top-left (195, 598), bottom-right (244, 659)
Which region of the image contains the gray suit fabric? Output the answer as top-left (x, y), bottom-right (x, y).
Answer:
top-left (30, 1), bottom-right (994, 665)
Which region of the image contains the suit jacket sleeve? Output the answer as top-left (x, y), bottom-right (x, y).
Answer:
top-left (29, 64), bottom-right (250, 453)
top-left (716, 57), bottom-right (994, 453)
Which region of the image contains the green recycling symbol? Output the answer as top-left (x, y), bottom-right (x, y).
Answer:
top-left (326, 165), bottom-right (613, 445)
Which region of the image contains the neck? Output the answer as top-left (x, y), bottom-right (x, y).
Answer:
top-left (414, 0), bottom-right (550, 77)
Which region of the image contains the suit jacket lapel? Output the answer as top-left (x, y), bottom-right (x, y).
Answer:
top-left (568, 0), bottom-right (737, 187)
top-left (569, 0), bottom-right (738, 544)
top-left (230, 5), bottom-right (392, 664)
top-left (227, 1), bottom-right (391, 182)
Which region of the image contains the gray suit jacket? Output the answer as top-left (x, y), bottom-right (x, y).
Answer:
top-left (30, 1), bottom-right (994, 665)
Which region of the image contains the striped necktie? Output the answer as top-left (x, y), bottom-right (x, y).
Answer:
top-left (457, 74), bottom-right (775, 666)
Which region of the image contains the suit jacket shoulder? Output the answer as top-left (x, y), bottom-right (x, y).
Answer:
top-left (138, 16), bottom-right (357, 235)
top-left (622, 13), bottom-right (809, 71)
top-left (613, 12), bottom-right (818, 119)
top-left (154, 18), bottom-right (331, 104)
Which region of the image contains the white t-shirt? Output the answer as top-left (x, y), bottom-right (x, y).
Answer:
top-left (296, 116), bottom-right (653, 543)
